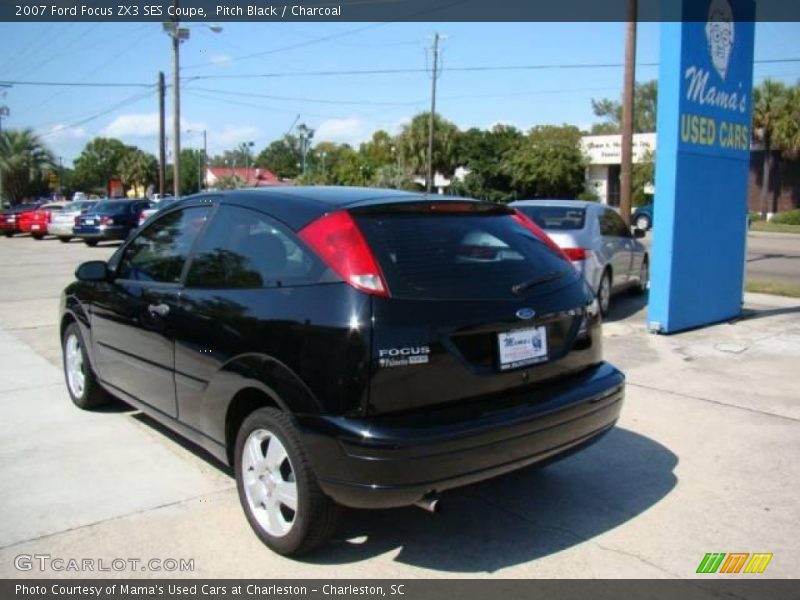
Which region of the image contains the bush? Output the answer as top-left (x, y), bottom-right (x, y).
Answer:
top-left (771, 209), bottom-right (800, 225)
top-left (748, 211), bottom-right (763, 222)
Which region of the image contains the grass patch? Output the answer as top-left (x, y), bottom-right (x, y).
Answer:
top-left (750, 221), bottom-right (800, 234)
top-left (746, 280), bottom-right (800, 298)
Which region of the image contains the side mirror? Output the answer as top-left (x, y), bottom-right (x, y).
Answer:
top-left (632, 228), bottom-right (646, 239)
top-left (75, 260), bottom-right (109, 282)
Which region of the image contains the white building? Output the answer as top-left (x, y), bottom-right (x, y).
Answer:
top-left (581, 133), bottom-right (656, 206)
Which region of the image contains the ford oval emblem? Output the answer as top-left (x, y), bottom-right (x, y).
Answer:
top-left (516, 308), bottom-right (536, 320)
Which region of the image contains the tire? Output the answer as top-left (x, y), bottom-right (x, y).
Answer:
top-left (635, 214), bottom-right (651, 231)
top-left (3, 232), bottom-right (12, 238)
top-left (59, 236), bottom-right (72, 243)
top-left (632, 257), bottom-right (649, 295)
top-left (62, 322), bottom-right (111, 410)
top-left (32, 233), bottom-right (45, 240)
top-left (235, 407), bottom-right (341, 556)
top-left (597, 270), bottom-right (612, 317)
top-left (84, 240), bottom-right (99, 247)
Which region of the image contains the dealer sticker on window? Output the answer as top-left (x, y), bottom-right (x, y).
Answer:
top-left (498, 326), bottom-right (548, 370)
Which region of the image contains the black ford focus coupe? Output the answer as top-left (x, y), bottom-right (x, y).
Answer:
top-left (60, 187), bottom-right (624, 555)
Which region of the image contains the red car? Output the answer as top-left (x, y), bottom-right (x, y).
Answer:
top-left (0, 202), bottom-right (45, 238)
top-left (19, 202), bottom-right (69, 240)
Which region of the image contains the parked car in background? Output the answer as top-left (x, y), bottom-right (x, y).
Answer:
top-left (60, 187), bottom-right (624, 555)
top-left (632, 204), bottom-right (653, 231)
top-left (21, 201), bottom-right (70, 240)
top-left (0, 202), bottom-right (46, 237)
top-left (138, 195), bottom-right (180, 227)
top-left (511, 200), bottom-right (648, 315)
top-left (73, 199), bottom-right (152, 246)
top-left (48, 200), bottom-right (100, 243)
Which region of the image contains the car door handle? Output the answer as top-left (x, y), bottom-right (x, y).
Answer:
top-left (148, 303), bottom-right (170, 317)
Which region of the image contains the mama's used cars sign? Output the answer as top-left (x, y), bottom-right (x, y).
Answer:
top-left (649, 0), bottom-right (755, 333)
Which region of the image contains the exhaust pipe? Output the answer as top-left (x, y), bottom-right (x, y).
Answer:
top-left (414, 495), bottom-right (441, 513)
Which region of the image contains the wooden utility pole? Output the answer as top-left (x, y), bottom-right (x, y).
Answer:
top-left (158, 71), bottom-right (166, 198)
top-left (620, 0), bottom-right (638, 226)
top-left (426, 32), bottom-right (440, 194)
top-left (171, 0), bottom-right (181, 198)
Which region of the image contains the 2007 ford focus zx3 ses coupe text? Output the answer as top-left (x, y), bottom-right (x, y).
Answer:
top-left (60, 187), bottom-right (625, 555)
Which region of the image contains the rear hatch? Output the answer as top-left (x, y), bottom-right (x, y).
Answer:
top-left (349, 201), bottom-right (596, 415)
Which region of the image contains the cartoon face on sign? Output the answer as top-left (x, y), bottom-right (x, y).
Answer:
top-left (705, 0), bottom-right (735, 80)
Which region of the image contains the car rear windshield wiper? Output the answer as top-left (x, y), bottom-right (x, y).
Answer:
top-left (512, 270), bottom-right (568, 295)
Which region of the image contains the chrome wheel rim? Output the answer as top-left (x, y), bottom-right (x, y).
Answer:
top-left (65, 333), bottom-right (85, 398)
top-left (599, 275), bottom-right (611, 314)
top-left (242, 429), bottom-right (297, 538)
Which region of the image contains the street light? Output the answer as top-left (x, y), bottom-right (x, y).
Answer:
top-left (297, 124), bottom-right (314, 176)
top-left (163, 14), bottom-right (221, 198)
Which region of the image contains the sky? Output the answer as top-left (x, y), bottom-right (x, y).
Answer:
top-left (0, 21), bottom-right (799, 167)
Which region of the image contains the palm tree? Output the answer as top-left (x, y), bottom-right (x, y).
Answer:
top-left (752, 80), bottom-right (791, 218)
top-left (396, 112), bottom-right (460, 184)
top-left (0, 128), bottom-right (54, 205)
top-left (119, 149), bottom-right (156, 194)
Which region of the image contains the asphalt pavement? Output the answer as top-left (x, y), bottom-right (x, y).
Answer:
top-left (0, 234), bottom-right (798, 579)
top-left (746, 232), bottom-right (800, 284)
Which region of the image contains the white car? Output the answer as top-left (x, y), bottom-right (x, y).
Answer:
top-left (48, 200), bottom-right (100, 242)
top-left (511, 200), bottom-right (649, 316)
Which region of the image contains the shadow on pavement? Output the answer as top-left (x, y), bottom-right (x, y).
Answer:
top-left (735, 305), bottom-right (800, 322)
top-left (303, 427), bottom-right (677, 572)
top-left (603, 291), bottom-right (649, 323)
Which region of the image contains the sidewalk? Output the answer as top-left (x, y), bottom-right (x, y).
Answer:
top-left (0, 288), bottom-right (797, 578)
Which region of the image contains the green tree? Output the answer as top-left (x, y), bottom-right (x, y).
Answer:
top-left (632, 150), bottom-right (655, 207)
top-left (371, 164), bottom-right (416, 190)
top-left (396, 112), bottom-right (460, 181)
top-left (359, 130), bottom-right (396, 171)
top-left (590, 80), bottom-right (658, 134)
top-left (71, 137), bottom-right (131, 193)
top-left (503, 125), bottom-right (587, 199)
top-left (0, 128), bottom-right (54, 205)
top-left (254, 135), bottom-right (302, 179)
top-left (451, 124), bottom-right (522, 202)
top-left (119, 148), bottom-right (157, 194)
top-left (179, 148), bottom-right (204, 195)
top-left (752, 79), bottom-right (800, 218)
top-left (214, 173), bottom-right (246, 190)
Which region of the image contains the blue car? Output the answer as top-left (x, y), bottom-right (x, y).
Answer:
top-left (73, 199), bottom-right (152, 246)
top-left (632, 204), bottom-right (653, 231)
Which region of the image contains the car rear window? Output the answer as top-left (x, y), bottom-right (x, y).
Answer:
top-left (353, 212), bottom-right (573, 300)
top-left (93, 201), bottom-right (133, 215)
top-left (515, 206), bottom-right (586, 231)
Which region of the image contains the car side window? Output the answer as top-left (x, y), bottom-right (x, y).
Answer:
top-left (599, 209), bottom-right (630, 238)
top-left (116, 206), bottom-right (211, 284)
top-left (185, 205), bottom-right (322, 289)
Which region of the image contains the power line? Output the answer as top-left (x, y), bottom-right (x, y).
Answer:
top-left (180, 0), bottom-right (471, 71)
top-left (4, 58), bottom-right (798, 88)
top-left (187, 86), bottom-right (424, 106)
top-left (0, 80), bottom-right (154, 88)
top-left (38, 87), bottom-right (157, 138)
top-left (183, 58), bottom-right (800, 82)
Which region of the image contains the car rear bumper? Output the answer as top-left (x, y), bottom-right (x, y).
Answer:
top-left (73, 226), bottom-right (129, 240)
top-left (48, 223), bottom-right (74, 236)
top-left (299, 361), bottom-right (624, 509)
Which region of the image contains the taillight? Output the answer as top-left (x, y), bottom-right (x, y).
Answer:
top-left (562, 247), bottom-right (591, 262)
top-left (511, 210), bottom-right (570, 260)
top-left (138, 213), bottom-right (146, 226)
top-left (74, 216), bottom-right (80, 226)
top-left (99, 216), bottom-right (113, 226)
top-left (298, 210), bottom-right (389, 297)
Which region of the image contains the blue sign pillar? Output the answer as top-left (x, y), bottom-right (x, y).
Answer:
top-left (648, 0), bottom-right (755, 334)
